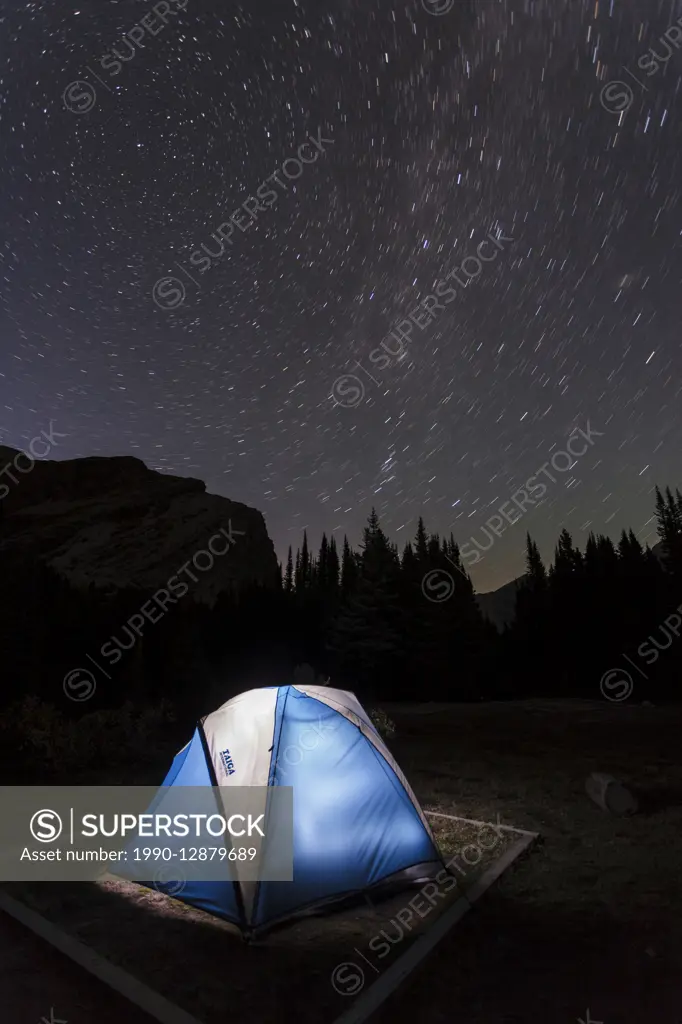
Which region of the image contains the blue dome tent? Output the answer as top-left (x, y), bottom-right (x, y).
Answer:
top-left (136, 684), bottom-right (446, 939)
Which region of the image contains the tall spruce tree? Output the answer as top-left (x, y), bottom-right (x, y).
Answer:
top-left (284, 547), bottom-right (294, 594)
top-left (414, 517), bottom-right (429, 562)
top-left (526, 534), bottom-right (547, 589)
top-left (545, 528), bottom-right (584, 693)
top-left (327, 510), bottom-right (403, 697)
top-left (515, 534), bottom-right (547, 623)
top-left (300, 530), bottom-right (310, 589)
top-left (551, 528), bottom-right (583, 578)
top-left (327, 535), bottom-right (340, 592)
top-left (340, 535), bottom-right (359, 594)
top-left (317, 533), bottom-right (329, 591)
top-left (655, 485), bottom-right (682, 572)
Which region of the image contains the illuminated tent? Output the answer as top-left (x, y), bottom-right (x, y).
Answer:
top-left (142, 684), bottom-right (445, 939)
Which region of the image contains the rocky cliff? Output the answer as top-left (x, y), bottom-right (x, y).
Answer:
top-left (0, 446), bottom-right (278, 605)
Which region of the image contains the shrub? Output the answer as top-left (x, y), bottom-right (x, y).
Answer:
top-left (369, 707), bottom-right (396, 739)
top-left (0, 696), bottom-right (177, 783)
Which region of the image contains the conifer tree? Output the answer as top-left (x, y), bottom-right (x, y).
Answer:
top-left (284, 547), bottom-right (294, 594)
top-left (327, 510), bottom-right (402, 695)
top-left (552, 528), bottom-right (583, 577)
top-left (340, 535), bottom-right (359, 593)
top-left (414, 517), bottom-right (429, 562)
top-left (595, 534), bottom-right (618, 573)
top-left (300, 530), bottom-right (310, 589)
top-left (317, 533), bottom-right (329, 591)
top-left (327, 535), bottom-right (340, 592)
top-left (525, 534), bottom-right (547, 589)
top-left (655, 485), bottom-right (682, 572)
top-left (515, 534), bottom-right (546, 629)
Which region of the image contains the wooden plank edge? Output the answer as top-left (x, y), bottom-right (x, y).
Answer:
top-left (0, 889), bottom-right (206, 1024)
top-left (424, 809), bottom-right (540, 839)
top-left (331, 830), bottom-right (538, 1024)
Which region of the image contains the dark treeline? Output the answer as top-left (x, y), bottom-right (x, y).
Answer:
top-left (274, 486), bottom-right (682, 705)
top-left (1, 486), bottom-right (681, 737)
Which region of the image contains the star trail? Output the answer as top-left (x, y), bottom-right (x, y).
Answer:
top-left (1, 0), bottom-right (680, 591)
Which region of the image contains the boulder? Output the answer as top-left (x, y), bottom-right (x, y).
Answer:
top-left (585, 772), bottom-right (638, 815)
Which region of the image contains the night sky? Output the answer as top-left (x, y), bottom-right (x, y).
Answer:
top-left (1, 0), bottom-right (680, 592)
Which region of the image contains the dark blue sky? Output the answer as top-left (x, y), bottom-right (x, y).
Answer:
top-left (1, 0), bottom-right (680, 591)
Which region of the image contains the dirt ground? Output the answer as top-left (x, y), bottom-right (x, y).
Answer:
top-left (0, 910), bottom-right (155, 1024)
top-left (374, 699), bottom-right (682, 1024)
top-left (3, 699), bottom-right (681, 1024)
top-left (4, 815), bottom-right (513, 1024)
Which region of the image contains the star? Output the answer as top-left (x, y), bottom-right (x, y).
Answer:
top-left (0, 0), bottom-right (678, 586)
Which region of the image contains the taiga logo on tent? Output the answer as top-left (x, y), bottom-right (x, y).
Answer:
top-left (219, 749), bottom-right (235, 776)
